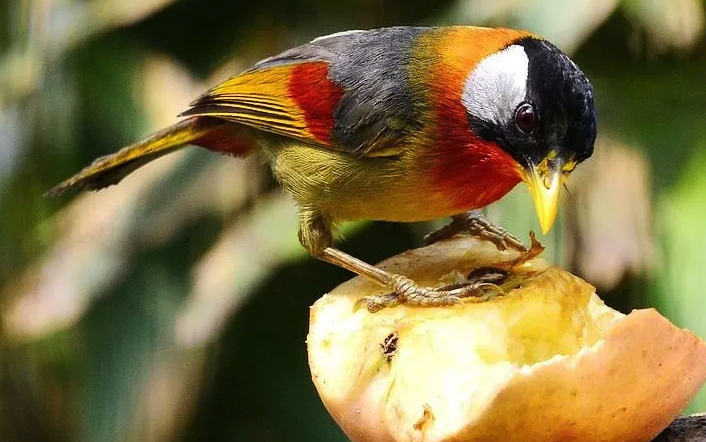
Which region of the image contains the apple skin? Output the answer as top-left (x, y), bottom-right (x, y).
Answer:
top-left (308, 235), bottom-right (706, 442)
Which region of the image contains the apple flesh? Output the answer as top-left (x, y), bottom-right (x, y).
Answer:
top-left (307, 235), bottom-right (706, 442)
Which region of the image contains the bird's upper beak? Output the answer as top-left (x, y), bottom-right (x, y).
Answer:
top-left (522, 157), bottom-right (564, 235)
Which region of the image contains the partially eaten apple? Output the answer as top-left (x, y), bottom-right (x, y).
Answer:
top-left (307, 235), bottom-right (706, 442)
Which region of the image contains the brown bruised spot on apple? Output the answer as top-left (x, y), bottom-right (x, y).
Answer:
top-left (307, 234), bottom-right (706, 442)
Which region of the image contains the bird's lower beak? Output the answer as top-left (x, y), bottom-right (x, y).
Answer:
top-left (523, 163), bottom-right (563, 235)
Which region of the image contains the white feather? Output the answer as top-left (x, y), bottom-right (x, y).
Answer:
top-left (311, 30), bottom-right (365, 43)
top-left (461, 45), bottom-right (529, 125)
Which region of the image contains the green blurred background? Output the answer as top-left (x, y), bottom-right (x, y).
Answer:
top-left (1, 0), bottom-right (705, 441)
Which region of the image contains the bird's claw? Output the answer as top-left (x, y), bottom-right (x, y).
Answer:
top-left (356, 270), bottom-right (508, 313)
top-left (425, 211), bottom-right (527, 253)
top-left (355, 293), bottom-right (403, 313)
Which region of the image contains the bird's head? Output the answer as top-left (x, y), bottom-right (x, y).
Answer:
top-left (458, 35), bottom-right (596, 234)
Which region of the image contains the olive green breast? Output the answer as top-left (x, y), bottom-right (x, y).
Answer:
top-left (258, 135), bottom-right (462, 223)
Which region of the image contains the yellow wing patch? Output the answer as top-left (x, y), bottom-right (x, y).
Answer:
top-left (181, 62), bottom-right (343, 145)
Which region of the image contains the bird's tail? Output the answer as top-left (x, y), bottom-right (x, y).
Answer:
top-left (47, 116), bottom-right (250, 196)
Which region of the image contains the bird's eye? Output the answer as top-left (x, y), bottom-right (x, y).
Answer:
top-left (515, 103), bottom-right (536, 134)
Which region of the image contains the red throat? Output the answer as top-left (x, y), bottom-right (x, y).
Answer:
top-left (427, 101), bottom-right (522, 212)
top-left (415, 27), bottom-right (534, 212)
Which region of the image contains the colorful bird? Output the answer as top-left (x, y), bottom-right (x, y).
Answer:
top-left (49, 26), bottom-right (597, 311)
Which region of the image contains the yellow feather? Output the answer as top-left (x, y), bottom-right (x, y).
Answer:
top-left (185, 65), bottom-right (318, 142)
top-left (47, 117), bottom-right (221, 196)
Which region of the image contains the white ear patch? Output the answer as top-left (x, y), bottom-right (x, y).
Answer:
top-left (461, 44), bottom-right (529, 125)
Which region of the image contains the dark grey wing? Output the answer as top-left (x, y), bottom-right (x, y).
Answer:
top-left (255, 27), bottom-right (430, 156)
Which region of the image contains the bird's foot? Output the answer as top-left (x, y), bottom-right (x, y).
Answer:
top-left (424, 211), bottom-right (527, 253)
top-left (356, 268), bottom-right (508, 313)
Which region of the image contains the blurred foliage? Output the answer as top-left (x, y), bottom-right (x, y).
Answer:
top-left (1, 0), bottom-right (706, 441)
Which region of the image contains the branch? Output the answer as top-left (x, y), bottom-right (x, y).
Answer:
top-left (654, 414), bottom-right (706, 442)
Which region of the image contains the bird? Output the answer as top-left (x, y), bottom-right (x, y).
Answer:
top-left (48, 26), bottom-right (597, 311)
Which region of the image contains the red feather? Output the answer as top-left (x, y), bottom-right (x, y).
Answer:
top-left (428, 85), bottom-right (522, 211)
top-left (193, 122), bottom-right (254, 157)
top-left (288, 63), bottom-right (344, 144)
top-left (416, 27), bottom-right (530, 211)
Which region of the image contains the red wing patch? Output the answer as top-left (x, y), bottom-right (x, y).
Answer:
top-left (192, 122), bottom-right (254, 157)
top-left (288, 63), bottom-right (344, 145)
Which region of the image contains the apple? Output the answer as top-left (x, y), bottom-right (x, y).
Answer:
top-left (308, 235), bottom-right (706, 442)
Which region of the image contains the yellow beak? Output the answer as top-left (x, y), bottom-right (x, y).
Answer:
top-left (524, 164), bottom-right (563, 235)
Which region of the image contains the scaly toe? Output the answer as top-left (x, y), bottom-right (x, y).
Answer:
top-left (355, 293), bottom-right (402, 313)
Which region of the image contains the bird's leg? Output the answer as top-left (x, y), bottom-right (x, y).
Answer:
top-left (424, 210), bottom-right (527, 252)
top-left (299, 210), bottom-right (506, 313)
top-left (321, 248), bottom-right (505, 312)
top-left (352, 265), bottom-right (508, 313)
